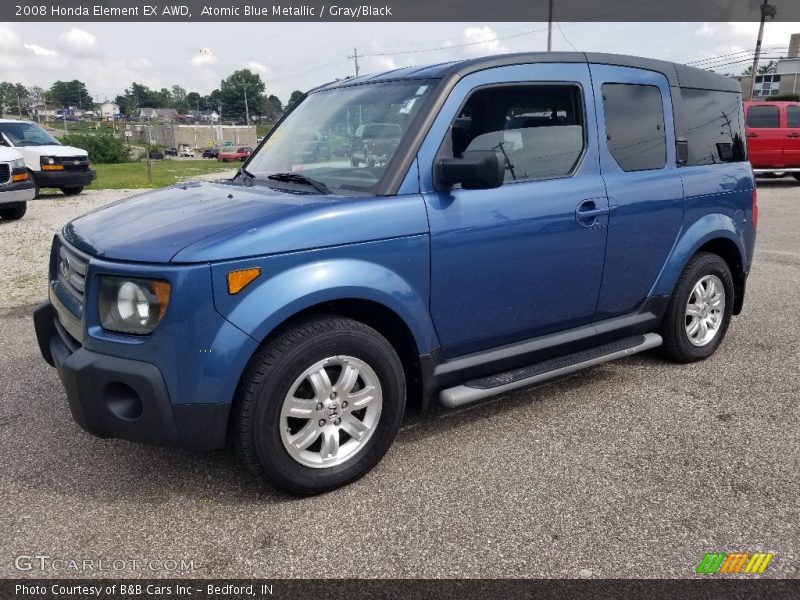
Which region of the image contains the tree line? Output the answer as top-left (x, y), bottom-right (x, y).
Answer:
top-left (0, 70), bottom-right (305, 123)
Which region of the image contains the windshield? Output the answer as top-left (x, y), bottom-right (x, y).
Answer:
top-left (247, 80), bottom-right (435, 193)
top-left (0, 122), bottom-right (61, 147)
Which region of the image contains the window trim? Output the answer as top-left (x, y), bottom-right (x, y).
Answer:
top-left (432, 81), bottom-right (588, 191)
top-left (601, 82), bottom-right (668, 173)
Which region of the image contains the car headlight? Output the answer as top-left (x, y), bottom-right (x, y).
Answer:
top-left (98, 276), bottom-right (171, 335)
top-left (11, 158), bottom-right (24, 170)
top-left (40, 156), bottom-right (64, 171)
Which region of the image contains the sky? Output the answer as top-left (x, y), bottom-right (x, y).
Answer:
top-left (0, 21), bottom-right (799, 104)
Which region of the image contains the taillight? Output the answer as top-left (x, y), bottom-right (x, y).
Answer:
top-left (752, 188), bottom-right (758, 229)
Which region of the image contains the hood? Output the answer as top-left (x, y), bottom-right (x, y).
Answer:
top-left (63, 180), bottom-right (430, 264)
top-left (64, 181), bottom-right (328, 262)
top-left (0, 147), bottom-right (23, 161)
top-left (19, 145), bottom-right (89, 157)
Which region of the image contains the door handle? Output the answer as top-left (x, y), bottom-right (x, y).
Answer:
top-left (746, 132), bottom-right (758, 138)
top-left (787, 133), bottom-right (800, 138)
top-left (576, 200), bottom-right (609, 227)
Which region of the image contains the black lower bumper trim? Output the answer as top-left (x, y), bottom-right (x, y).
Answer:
top-left (32, 169), bottom-right (96, 188)
top-left (33, 301), bottom-right (229, 451)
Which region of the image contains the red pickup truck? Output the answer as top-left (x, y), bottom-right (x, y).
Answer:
top-left (217, 147), bottom-right (253, 162)
top-left (744, 101), bottom-right (800, 181)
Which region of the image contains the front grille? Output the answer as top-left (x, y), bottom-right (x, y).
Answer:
top-left (61, 156), bottom-right (90, 172)
top-left (0, 164), bottom-right (10, 184)
top-left (57, 241), bottom-right (89, 307)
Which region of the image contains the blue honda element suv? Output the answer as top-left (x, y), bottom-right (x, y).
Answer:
top-left (34, 53), bottom-right (757, 494)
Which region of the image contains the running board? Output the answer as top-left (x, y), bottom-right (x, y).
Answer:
top-left (439, 333), bottom-right (662, 408)
top-left (754, 168), bottom-right (800, 173)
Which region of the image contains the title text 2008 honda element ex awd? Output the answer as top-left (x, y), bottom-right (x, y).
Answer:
top-left (34, 53), bottom-right (756, 494)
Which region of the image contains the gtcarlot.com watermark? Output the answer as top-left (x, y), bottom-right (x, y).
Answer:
top-left (15, 555), bottom-right (197, 572)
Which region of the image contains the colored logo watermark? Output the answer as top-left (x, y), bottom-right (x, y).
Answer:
top-left (696, 552), bottom-right (773, 575)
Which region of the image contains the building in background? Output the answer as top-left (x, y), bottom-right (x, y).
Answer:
top-left (99, 101), bottom-right (120, 120)
top-left (734, 33), bottom-right (800, 99)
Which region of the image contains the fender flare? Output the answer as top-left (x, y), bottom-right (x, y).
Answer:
top-left (650, 213), bottom-right (746, 298)
top-left (213, 258), bottom-right (439, 355)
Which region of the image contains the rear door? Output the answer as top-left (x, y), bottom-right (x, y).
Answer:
top-left (588, 65), bottom-right (685, 318)
top-left (782, 103), bottom-right (800, 168)
top-left (745, 102), bottom-right (784, 168)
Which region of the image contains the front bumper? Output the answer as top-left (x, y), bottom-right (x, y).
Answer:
top-left (33, 301), bottom-right (229, 451)
top-left (0, 180), bottom-right (36, 205)
top-left (32, 169), bottom-right (96, 188)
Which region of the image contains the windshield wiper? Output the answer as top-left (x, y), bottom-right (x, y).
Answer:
top-left (267, 172), bottom-right (331, 195)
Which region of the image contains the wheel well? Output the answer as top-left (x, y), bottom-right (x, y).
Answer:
top-left (696, 238), bottom-right (746, 314)
top-left (238, 299), bottom-right (424, 413)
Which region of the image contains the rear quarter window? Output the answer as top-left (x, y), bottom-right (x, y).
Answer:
top-left (678, 88), bottom-right (746, 165)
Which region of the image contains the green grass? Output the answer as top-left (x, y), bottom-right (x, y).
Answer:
top-left (43, 120), bottom-right (116, 136)
top-left (89, 159), bottom-right (236, 189)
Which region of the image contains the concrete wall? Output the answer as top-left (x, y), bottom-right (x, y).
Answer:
top-left (122, 124), bottom-right (257, 149)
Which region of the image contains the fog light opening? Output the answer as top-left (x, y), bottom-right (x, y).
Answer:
top-left (103, 383), bottom-right (144, 420)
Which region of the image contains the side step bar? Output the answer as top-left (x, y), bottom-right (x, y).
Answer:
top-left (753, 168), bottom-right (800, 173)
top-left (439, 333), bottom-right (662, 408)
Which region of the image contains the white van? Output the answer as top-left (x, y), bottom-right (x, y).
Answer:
top-left (0, 119), bottom-right (96, 196)
top-left (0, 146), bottom-right (36, 221)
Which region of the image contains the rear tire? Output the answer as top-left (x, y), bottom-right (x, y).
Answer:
top-left (234, 316), bottom-right (406, 495)
top-left (60, 186), bottom-right (83, 195)
top-left (0, 202), bottom-right (26, 221)
top-left (658, 252), bottom-right (734, 363)
top-left (793, 173), bottom-right (800, 183)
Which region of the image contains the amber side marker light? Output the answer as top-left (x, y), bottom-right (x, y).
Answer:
top-left (227, 267), bottom-right (261, 294)
top-left (41, 164), bottom-right (64, 171)
top-left (11, 172), bottom-right (28, 182)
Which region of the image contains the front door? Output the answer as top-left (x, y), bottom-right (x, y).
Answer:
top-left (745, 102), bottom-right (785, 168)
top-left (417, 63), bottom-right (609, 358)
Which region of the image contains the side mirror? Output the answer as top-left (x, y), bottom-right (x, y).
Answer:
top-left (437, 150), bottom-right (504, 190)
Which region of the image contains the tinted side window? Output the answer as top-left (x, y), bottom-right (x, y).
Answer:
top-left (444, 84), bottom-right (585, 183)
top-left (602, 83), bottom-right (666, 171)
top-left (679, 88), bottom-right (746, 165)
top-left (787, 105), bottom-right (800, 128)
top-left (746, 105), bottom-right (779, 128)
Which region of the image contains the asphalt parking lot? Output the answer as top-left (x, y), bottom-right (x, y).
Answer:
top-left (1, 180), bottom-right (798, 579)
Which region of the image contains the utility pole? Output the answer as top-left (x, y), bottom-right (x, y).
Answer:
top-left (348, 47), bottom-right (362, 77)
top-left (243, 86), bottom-right (250, 126)
top-left (145, 116), bottom-right (152, 185)
top-left (750, 0), bottom-right (777, 99)
top-left (547, 0), bottom-right (554, 51)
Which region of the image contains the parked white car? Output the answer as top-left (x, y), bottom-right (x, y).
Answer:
top-left (0, 146), bottom-right (36, 221)
top-left (179, 147), bottom-right (196, 158)
top-left (0, 119), bottom-right (96, 196)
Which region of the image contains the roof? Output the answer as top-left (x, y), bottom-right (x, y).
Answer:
top-left (311, 52), bottom-right (740, 94)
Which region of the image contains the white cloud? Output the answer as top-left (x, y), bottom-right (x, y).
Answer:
top-left (58, 27), bottom-right (98, 56)
top-left (0, 25), bottom-right (22, 53)
top-left (246, 60), bottom-right (270, 76)
top-left (190, 49), bottom-right (218, 66)
top-left (461, 26), bottom-right (508, 57)
top-left (23, 43), bottom-right (58, 57)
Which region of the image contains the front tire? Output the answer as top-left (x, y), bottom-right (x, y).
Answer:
top-left (792, 173), bottom-right (800, 183)
top-left (0, 202), bottom-right (26, 221)
top-left (60, 186), bottom-right (83, 195)
top-left (658, 252), bottom-right (734, 363)
top-left (234, 316), bottom-right (406, 495)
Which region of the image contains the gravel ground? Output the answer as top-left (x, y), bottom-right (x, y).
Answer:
top-left (0, 179), bottom-right (798, 579)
